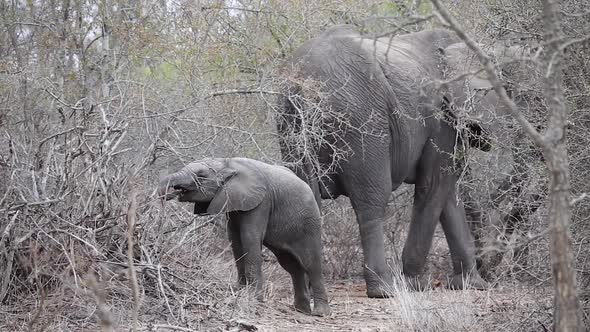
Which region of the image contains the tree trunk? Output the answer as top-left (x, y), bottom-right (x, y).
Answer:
top-left (431, 0), bottom-right (585, 329)
top-left (541, 0), bottom-right (584, 331)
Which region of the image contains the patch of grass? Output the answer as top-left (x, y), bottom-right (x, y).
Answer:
top-left (387, 268), bottom-right (477, 331)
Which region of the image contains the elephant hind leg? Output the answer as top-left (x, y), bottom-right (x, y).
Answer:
top-left (270, 247), bottom-right (312, 314)
top-left (439, 193), bottom-right (488, 290)
top-left (286, 239), bottom-right (331, 316)
top-left (401, 183), bottom-right (446, 287)
top-left (402, 138), bottom-right (460, 291)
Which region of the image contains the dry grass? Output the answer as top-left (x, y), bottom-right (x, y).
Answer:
top-left (387, 268), bottom-right (477, 331)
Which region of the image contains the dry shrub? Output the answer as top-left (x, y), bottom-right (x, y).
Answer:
top-left (444, 0), bottom-right (589, 292)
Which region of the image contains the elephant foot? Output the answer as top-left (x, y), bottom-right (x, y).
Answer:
top-left (364, 269), bottom-right (395, 298)
top-left (448, 272), bottom-right (489, 290)
top-left (404, 275), bottom-right (430, 292)
top-left (239, 283), bottom-right (265, 301)
top-left (312, 301), bottom-right (331, 317)
top-left (294, 300), bottom-right (312, 315)
top-left (232, 281), bottom-right (247, 290)
top-left (366, 283), bottom-right (394, 298)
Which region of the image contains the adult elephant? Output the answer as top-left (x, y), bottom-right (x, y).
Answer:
top-left (277, 25), bottom-right (511, 297)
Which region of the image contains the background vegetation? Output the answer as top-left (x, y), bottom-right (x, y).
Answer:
top-left (0, 0), bottom-right (588, 331)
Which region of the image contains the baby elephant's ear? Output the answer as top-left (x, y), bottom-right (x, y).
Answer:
top-left (207, 165), bottom-right (267, 214)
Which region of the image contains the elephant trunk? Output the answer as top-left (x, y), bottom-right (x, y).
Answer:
top-left (158, 170), bottom-right (192, 200)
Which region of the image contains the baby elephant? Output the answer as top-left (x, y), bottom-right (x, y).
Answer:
top-left (158, 157), bottom-right (330, 316)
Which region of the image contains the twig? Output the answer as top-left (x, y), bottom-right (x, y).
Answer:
top-left (51, 228), bottom-right (104, 257)
top-left (0, 248), bottom-right (15, 303)
top-left (570, 193), bottom-right (588, 206)
top-left (38, 126), bottom-right (84, 147)
top-left (87, 274), bottom-right (114, 332)
top-left (369, 15), bottom-right (435, 38)
top-left (34, 226), bottom-right (80, 286)
top-left (230, 320), bottom-right (258, 331)
top-left (163, 218), bottom-right (213, 257)
top-left (41, 87), bottom-right (85, 110)
top-left (149, 324), bottom-right (199, 332)
top-left (205, 89), bottom-right (282, 99)
top-left (560, 9), bottom-right (590, 17)
top-left (0, 198), bottom-right (63, 212)
top-left (126, 184), bottom-right (141, 332)
top-left (157, 264), bottom-right (177, 322)
top-left (0, 211), bottom-right (19, 250)
top-left (26, 285), bottom-right (46, 332)
top-left (201, 5), bottom-right (273, 14)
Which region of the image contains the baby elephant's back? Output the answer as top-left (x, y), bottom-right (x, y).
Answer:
top-left (248, 160), bottom-right (322, 236)
top-left (264, 162), bottom-right (319, 209)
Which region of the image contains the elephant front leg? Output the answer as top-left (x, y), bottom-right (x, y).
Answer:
top-left (228, 220), bottom-right (246, 286)
top-left (240, 230), bottom-right (264, 299)
top-left (439, 194), bottom-right (488, 290)
top-left (354, 208), bottom-right (393, 298)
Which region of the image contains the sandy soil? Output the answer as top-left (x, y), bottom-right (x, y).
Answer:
top-left (219, 279), bottom-right (553, 332)
top-left (0, 272), bottom-right (555, 332)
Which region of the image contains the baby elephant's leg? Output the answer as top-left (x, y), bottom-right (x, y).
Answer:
top-left (228, 220), bottom-right (246, 286)
top-left (235, 210), bottom-right (270, 300)
top-left (239, 229), bottom-right (264, 299)
top-left (273, 250), bottom-right (311, 314)
top-left (293, 237), bottom-right (331, 316)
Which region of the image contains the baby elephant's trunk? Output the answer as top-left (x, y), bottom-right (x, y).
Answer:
top-left (158, 172), bottom-right (184, 200)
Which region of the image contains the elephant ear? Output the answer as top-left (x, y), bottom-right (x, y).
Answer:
top-left (440, 43), bottom-right (507, 152)
top-left (440, 43), bottom-right (495, 116)
top-left (207, 160), bottom-right (267, 215)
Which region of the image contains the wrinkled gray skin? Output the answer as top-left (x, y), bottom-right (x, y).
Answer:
top-left (278, 25), bottom-right (515, 296)
top-left (158, 158), bottom-right (330, 316)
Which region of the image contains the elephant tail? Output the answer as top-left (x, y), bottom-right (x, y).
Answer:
top-left (303, 156), bottom-right (322, 210)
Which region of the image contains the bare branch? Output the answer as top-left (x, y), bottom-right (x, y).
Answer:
top-left (367, 15), bottom-right (435, 38)
top-left (149, 324), bottom-right (200, 332)
top-left (0, 198), bottom-right (64, 212)
top-left (38, 126), bottom-right (85, 147)
top-left (205, 89), bottom-right (282, 99)
top-left (560, 9), bottom-right (590, 17)
top-left (126, 183), bottom-right (140, 332)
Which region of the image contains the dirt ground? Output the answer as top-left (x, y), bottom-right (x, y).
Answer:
top-left (0, 269), bottom-right (557, 332)
top-left (0, 225), bottom-right (557, 332)
top-left (213, 279), bottom-right (553, 332)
